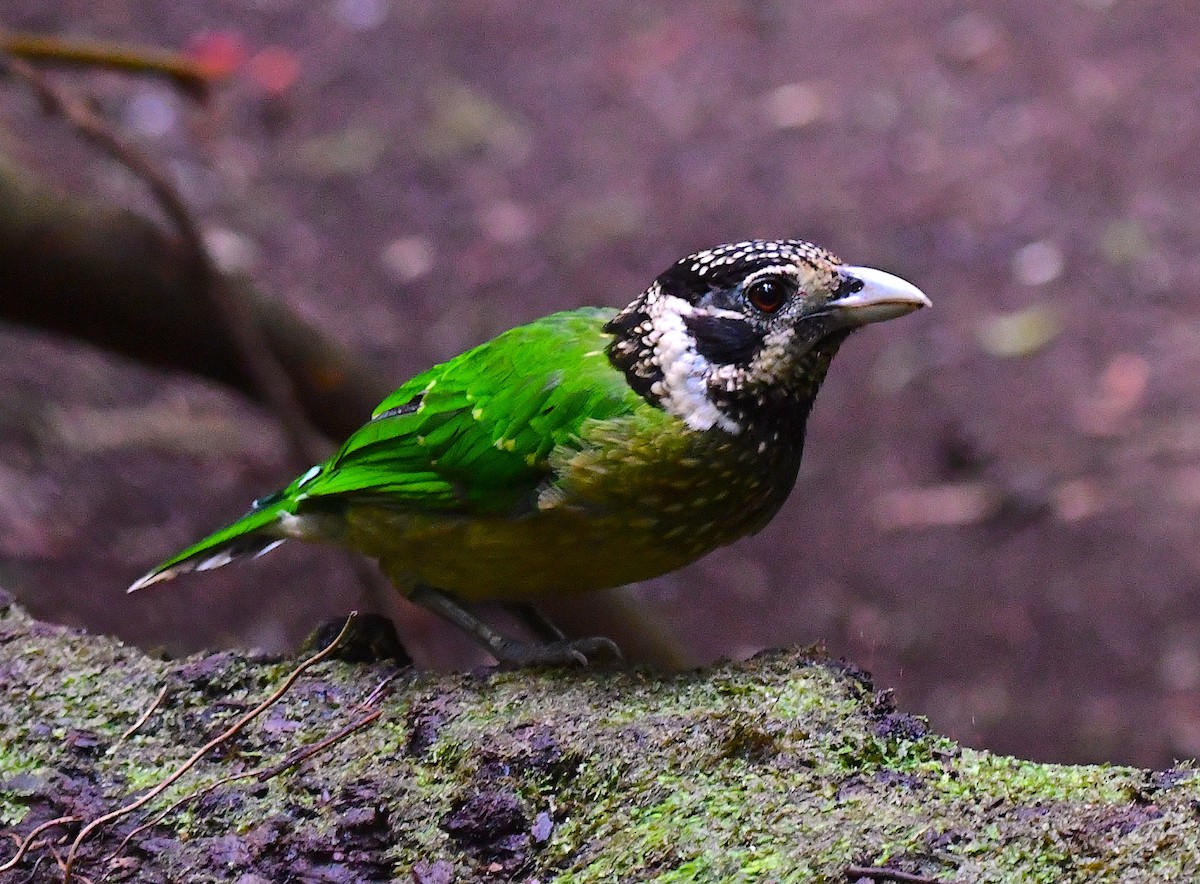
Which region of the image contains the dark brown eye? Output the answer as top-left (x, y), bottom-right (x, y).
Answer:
top-left (745, 277), bottom-right (787, 314)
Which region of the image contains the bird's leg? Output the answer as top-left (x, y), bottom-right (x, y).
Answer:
top-left (505, 601), bottom-right (626, 663)
top-left (409, 585), bottom-right (621, 667)
top-left (505, 602), bottom-right (566, 642)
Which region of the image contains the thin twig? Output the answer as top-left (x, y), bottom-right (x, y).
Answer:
top-left (52, 846), bottom-right (96, 884)
top-left (0, 31), bottom-right (213, 98)
top-left (361, 672), bottom-right (400, 709)
top-left (254, 707), bottom-right (383, 782)
top-left (845, 865), bottom-right (941, 884)
top-left (2, 56), bottom-right (200, 259)
top-left (0, 816), bottom-right (79, 874)
top-left (61, 613), bottom-right (358, 883)
top-left (0, 52), bottom-right (325, 468)
top-left (112, 684), bottom-right (168, 747)
top-left (108, 768), bottom-right (250, 863)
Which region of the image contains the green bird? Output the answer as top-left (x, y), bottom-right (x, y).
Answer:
top-left (130, 240), bottom-right (929, 665)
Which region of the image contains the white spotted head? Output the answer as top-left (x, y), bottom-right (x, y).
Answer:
top-left (605, 239), bottom-right (929, 436)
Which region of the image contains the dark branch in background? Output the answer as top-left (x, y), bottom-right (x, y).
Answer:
top-left (1, 53), bottom-right (327, 467)
top-left (0, 145), bottom-right (391, 443)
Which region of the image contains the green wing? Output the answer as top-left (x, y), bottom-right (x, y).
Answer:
top-left (296, 307), bottom-right (641, 515)
top-left (129, 307), bottom-right (642, 589)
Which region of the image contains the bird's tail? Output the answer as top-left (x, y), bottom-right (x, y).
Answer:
top-left (127, 496), bottom-right (294, 592)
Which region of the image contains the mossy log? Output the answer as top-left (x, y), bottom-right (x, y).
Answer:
top-left (2, 593), bottom-right (1197, 883)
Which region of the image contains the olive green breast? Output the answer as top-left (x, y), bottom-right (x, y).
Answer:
top-left (343, 409), bottom-right (804, 602)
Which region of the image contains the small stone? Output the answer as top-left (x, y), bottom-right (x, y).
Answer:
top-left (124, 89), bottom-right (177, 138)
top-left (380, 235), bottom-right (435, 283)
top-left (235, 874), bottom-right (274, 884)
top-left (411, 859), bottom-right (455, 884)
top-left (761, 82), bottom-right (823, 130)
top-left (334, 0), bottom-right (388, 30)
top-left (873, 711), bottom-right (929, 742)
top-left (1011, 241), bottom-right (1065, 287)
top-left (66, 728), bottom-right (103, 755)
top-left (976, 304), bottom-right (1063, 358)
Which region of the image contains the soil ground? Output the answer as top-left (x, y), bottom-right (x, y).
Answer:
top-left (3, 0), bottom-right (1200, 767)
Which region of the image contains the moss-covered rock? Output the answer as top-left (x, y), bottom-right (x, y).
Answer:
top-left (1, 595), bottom-right (1196, 882)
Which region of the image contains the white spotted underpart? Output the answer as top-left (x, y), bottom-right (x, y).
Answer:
top-left (644, 288), bottom-right (742, 434)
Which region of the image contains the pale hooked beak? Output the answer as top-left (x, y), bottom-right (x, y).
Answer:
top-left (832, 265), bottom-right (931, 325)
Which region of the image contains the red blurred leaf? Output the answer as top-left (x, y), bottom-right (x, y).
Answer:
top-left (247, 45), bottom-right (300, 95)
top-left (185, 30), bottom-right (248, 80)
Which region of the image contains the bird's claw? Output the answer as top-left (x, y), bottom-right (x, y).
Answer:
top-left (564, 635), bottom-right (623, 665)
top-left (495, 634), bottom-right (622, 668)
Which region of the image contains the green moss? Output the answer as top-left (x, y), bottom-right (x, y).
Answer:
top-left (946, 751), bottom-right (1133, 803)
top-left (0, 749), bottom-right (45, 825)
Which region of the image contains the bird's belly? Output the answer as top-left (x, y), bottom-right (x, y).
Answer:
top-left (344, 505), bottom-right (712, 602)
top-left (342, 418), bottom-right (803, 603)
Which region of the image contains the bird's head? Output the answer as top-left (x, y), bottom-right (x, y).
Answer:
top-left (606, 239), bottom-right (930, 435)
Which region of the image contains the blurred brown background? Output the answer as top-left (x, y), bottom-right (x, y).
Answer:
top-left (3, 0), bottom-right (1199, 767)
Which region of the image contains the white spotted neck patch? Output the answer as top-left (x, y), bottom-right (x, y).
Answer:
top-left (644, 291), bottom-right (741, 433)
top-left (606, 281), bottom-right (743, 433)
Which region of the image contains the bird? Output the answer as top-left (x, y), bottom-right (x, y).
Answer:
top-left (129, 239), bottom-right (929, 666)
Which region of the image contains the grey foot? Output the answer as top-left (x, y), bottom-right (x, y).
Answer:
top-left (493, 635), bottom-right (623, 668)
top-left (408, 584), bottom-right (623, 668)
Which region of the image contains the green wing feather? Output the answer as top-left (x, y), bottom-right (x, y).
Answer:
top-left (297, 307), bottom-right (637, 514)
top-left (130, 308), bottom-right (641, 589)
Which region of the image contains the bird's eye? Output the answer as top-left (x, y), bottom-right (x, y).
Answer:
top-left (745, 277), bottom-right (788, 314)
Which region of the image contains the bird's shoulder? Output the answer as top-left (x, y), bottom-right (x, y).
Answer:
top-left (369, 306), bottom-right (621, 414)
top-left (296, 307), bottom-right (648, 513)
